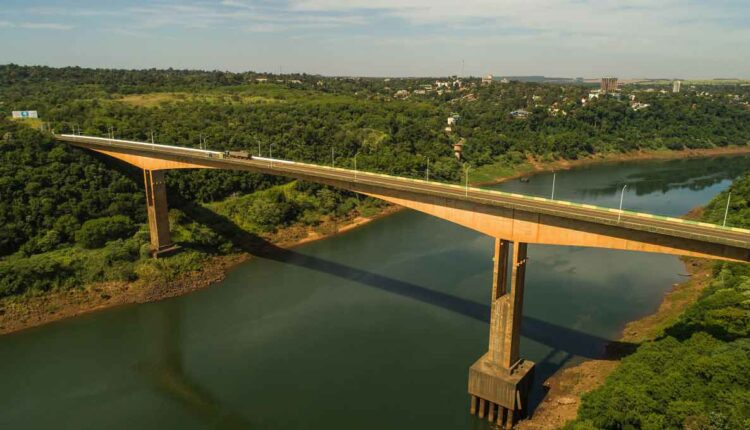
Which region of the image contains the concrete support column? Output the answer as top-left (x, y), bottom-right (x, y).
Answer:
top-left (502, 241), bottom-right (528, 369)
top-left (143, 169), bottom-right (175, 257)
top-left (488, 239), bottom-right (528, 369)
top-left (468, 239), bottom-right (534, 428)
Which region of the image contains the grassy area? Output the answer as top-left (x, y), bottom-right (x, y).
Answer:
top-left (115, 83), bottom-right (362, 108)
top-left (9, 117), bottom-right (43, 130)
top-left (470, 159), bottom-right (535, 184)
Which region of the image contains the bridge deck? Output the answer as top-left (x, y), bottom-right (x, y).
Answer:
top-left (55, 134), bottom-right (750, 252)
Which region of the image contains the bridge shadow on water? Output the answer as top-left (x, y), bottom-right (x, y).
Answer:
top-left (177, 199), bottom-right (638, 415)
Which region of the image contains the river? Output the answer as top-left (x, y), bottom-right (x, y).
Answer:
top-left (1, 155), bottom-right (749, 429)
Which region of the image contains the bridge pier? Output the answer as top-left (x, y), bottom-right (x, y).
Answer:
top-left (143, 169), bottom-right (177, 258)
top-left (468, 239), bottom-right (535, 428)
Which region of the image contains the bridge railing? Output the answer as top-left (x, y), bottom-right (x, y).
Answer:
top-left (58, 133), bottom-right (750, 241)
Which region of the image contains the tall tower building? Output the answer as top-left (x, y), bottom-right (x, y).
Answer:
top-left (601, 77), bottom-right (618, 93)
top-left (673, 80), bottom-right (682, 93)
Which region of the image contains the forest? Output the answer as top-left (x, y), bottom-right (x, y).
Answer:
top-left (565, 175), bottom-right (750, 430)
top-left (1, 64), bottom-right (750, 299)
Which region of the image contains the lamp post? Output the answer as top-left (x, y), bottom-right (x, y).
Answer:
top-left (723, 192), bottom-right (732, 227)
top-left (618, 184), bottom-right (628, 223)
top-left (354, 152), bottom-right (358, 181)
top-left (465, 164), bottom-right (471, 197)
top-left (426, 157), bottom-right (430, 181)
top-left (551, 172), bottom-right (556, 200)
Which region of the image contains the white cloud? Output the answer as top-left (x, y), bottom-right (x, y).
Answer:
top-left (0, 21), bottom-right (74, 30)
top-left (18, 22), bottom-right (74, 30)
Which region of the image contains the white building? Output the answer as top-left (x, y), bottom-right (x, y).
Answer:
top-left (11, 111), bottom-right (38, 119)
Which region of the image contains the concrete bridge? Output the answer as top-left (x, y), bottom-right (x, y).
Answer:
top-left (56, 133), bottom-right (750, 428)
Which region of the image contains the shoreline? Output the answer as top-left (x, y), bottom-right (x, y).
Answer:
top-left (0, 146), bottom-right (740, 338)
top-left (475, 145), bottom-right (750, 186)
top-left (517, 208), bottom-right (714, 430)
top-left (0, 147), bottom-right (735, 423)
top-left (0, 205), bottom-right (401, 336)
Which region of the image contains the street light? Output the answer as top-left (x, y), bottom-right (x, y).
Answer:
top-left (354, 152), bottom-right (358, 181)
top-left (551, 172), bottom-right (556, 200)
top-left (426, 157), bottom-right (430, 181)
top-left (618, 184), bottom-right (628, 222)
top-left (465, 164), bottom-right (471, 197)
top-left (723, 192), bottom-right (732, 227)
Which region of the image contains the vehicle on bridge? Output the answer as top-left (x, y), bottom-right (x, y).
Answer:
top-left (223, 150), bottom-right (251, 160)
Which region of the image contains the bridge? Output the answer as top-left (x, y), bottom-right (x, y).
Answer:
top-left (56, 133), bottom-right (750, 428)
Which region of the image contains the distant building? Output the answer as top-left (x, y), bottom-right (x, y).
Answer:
top-left (601, 77), bottom-right (618, 93)
top-left (482, 74), bottom-right (494, 85)
top-left (11, 110), bottom-right (38, 119)
top-left (500, 78), bottom-right (510, 84)
top-left (255, 78), bottom-right (268, 83)
top-left (672, 80), bottom-right (682, 93)
top-left (435, 81), bottom-right (451, 89)
top-left (447, 113), bottom-right (461, 126)
top-left (453, 138), bottom-right (465, 160)
top-left (394, 89), bottom-right (409, 98)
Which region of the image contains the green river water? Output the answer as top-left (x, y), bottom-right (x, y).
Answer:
top-left (2, 155), bottom-right (749, 429)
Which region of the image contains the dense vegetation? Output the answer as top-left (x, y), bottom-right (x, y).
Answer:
top-left (1, 64), bottom-right (749, 300)
top-left (566, 175), bottom-right (750, 430)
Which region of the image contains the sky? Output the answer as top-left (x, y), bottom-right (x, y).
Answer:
top-left (0, 0), bottom-right (748, 78)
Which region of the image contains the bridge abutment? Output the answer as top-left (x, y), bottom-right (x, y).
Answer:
top-left (468, 239), bottom-right (534, 428)
top-left (143, 169), bottom-right (177, 257)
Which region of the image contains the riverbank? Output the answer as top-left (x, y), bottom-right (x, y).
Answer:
top-left (517, 206), bottom-right (714, 428)
top-left (1, 146), bottom-right (741, 339)
top-left (516, 256), bottom-right (714, 430)
top-left (0, 205), bottom-right (401, 335)
top-left (474, 145), bottom-right (750, 186)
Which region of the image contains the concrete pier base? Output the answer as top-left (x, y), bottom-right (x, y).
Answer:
top-left (468, 353), bottom-right (535, 428)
